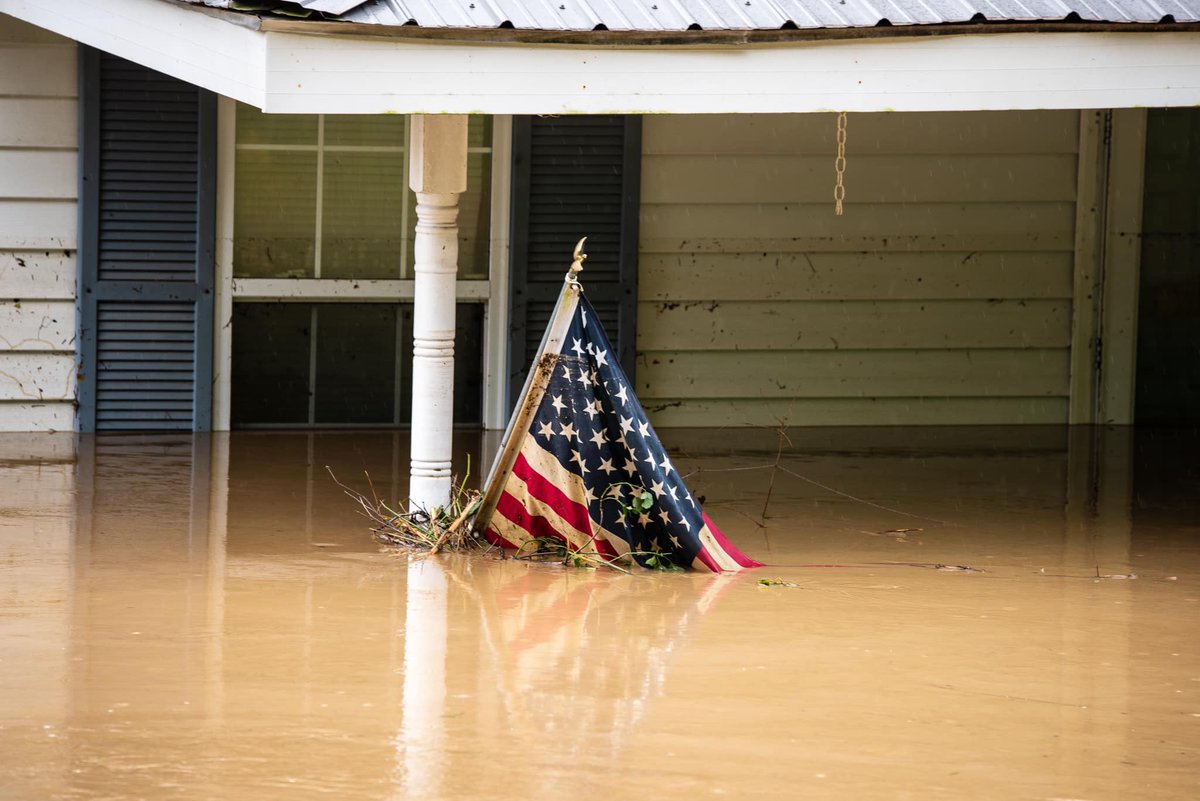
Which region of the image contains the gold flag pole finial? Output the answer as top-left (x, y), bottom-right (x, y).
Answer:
top-left (566, 236), bottom-right (587, 290)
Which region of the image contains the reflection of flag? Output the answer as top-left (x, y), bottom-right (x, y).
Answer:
top-left (440, 562), bottom-right (745, 801)
top-left (482, 293), bottom-right (760, 572)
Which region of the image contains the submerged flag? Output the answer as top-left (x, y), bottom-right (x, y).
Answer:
top-left (477, 247), bottom-right (760, 572)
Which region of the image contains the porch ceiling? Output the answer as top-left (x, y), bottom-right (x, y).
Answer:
top-left (3, 0), bottom-right (1200, 113)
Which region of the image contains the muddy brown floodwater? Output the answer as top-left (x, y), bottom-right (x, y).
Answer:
top-left (1, 427), bottom-right (1197, 801)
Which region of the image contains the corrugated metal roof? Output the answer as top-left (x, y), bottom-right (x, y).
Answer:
top-left (184, 0), bottom-right (1200, 30)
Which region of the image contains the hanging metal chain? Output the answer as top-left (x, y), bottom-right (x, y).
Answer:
top-left (834, 111), bottom-right (848, 216)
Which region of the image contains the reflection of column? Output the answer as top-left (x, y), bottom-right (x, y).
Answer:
top-left (1094, 426), bottom-right (1135, 567)
top-left (1059, 425), bottom-right (1134, 795)
top-left (400, 558), bottom-right (448, 799)
top-left (204, 432), bottom-right (229, 728)
top-left (1065, 426), bottom-right (1135, 570)
top-left (408, 115), bottom-right (468, 510)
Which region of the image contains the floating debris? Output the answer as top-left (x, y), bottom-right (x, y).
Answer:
top-left (869, 562), bottom-right (985, 573)
top-left (1036, 568), bottom-right (1143, 581)
top-left (327, 466), bottom-right (483, 554)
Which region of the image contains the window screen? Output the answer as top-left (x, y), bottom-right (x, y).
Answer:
top-left (233, 107), bottom-right (492, 280)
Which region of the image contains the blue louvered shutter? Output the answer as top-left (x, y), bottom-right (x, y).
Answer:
top-left (78, 49), bottom-right (215, 431)
top-left (508, 115), bottom-right (641, 409)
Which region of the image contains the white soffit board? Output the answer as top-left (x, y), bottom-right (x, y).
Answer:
top-left (3, 0), bottom-right (1200, 113)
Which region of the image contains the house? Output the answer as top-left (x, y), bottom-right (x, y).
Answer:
top-left (2, 0), bottom-right (1199, 508)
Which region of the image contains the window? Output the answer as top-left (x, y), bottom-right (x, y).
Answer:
top-left (227, 105), bottom-right (496, 428)
top-left (231, 303), bottom-right (484, 427)
top-left (234, 106), bottom-right (492, 280)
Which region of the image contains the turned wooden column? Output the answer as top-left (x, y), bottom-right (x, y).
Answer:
top-left (408, 115), bottom-right (467, 510)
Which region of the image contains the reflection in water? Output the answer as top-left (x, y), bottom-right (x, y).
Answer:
top-left (400, 558), bottom-right (447, 800)
top-left (0, 427), bottom-right (1196, 800)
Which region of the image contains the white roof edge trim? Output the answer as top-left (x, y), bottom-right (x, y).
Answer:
top-left (0, 0), bottom-right (267, 108)
top-left (259, 29), bottom-right (1200, 114)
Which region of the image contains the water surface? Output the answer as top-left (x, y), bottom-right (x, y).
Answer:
top-left (1, 428), bottom-right (1197, 800)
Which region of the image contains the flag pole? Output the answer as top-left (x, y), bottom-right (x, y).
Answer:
top-left (471, 238), bottom-right (588, 539)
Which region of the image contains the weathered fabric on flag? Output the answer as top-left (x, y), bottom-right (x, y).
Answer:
top-left (487, 295), bottom-right (761, 572)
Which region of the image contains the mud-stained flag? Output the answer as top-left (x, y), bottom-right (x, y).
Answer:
top-left (481, 292), bottom-right (761, 573)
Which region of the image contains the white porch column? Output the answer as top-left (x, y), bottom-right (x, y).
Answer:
top-left (408, 115), bottom-right (468, 510)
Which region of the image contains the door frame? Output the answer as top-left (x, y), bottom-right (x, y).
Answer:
top-left (1069, 108), bottom-right (1146, 425)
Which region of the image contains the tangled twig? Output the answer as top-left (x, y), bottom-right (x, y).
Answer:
top-left (326, 465), bottom-right (483, 553)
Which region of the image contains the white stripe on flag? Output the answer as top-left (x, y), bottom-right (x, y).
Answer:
top-left (696, 524), bottom-right (741, 572)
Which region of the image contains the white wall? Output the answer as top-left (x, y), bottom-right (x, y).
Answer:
top-left (0, 14), bottom-right (77, 431)
top-left (637, 111), bottom-right (1080, 427)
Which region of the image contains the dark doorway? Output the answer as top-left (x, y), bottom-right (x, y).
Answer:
top-left (1137, 109), bottom-right (1200, 425)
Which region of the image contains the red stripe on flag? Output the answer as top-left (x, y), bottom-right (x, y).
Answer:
top-left (483, 515), bottom-right (518, 550)
top-left (495, 490), bottom-right (573, 546)
top-left (511, 451), bottom-right (593, 537)
top-left (496, 490), bottom-right (620, 559)
top-left (702, 511), bottom-right (764, 568)
top-left (586, 528), bottom-right (620, 558)
top-left (692, 546), bottom-right (723, 573)
top-left (511, 450), bottom-right (622, 557)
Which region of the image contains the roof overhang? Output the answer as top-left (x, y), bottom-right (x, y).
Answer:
top-left (4, 0), bottom-right (1200, 113)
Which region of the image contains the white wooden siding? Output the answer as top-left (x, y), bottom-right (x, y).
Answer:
top-left (0, 15), bottom-right (77, 431)
top-left (638, 111), bottom-right (1079, 427)
top-left (0, 150), bottom-right (76, 198)
top-left (0, 300), bottom-right (74, 350)
top-left (0, 352), bottom-right (76, 400)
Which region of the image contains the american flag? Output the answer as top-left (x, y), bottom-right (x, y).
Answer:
top-left (484, 294), bottom-right (760, 572)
